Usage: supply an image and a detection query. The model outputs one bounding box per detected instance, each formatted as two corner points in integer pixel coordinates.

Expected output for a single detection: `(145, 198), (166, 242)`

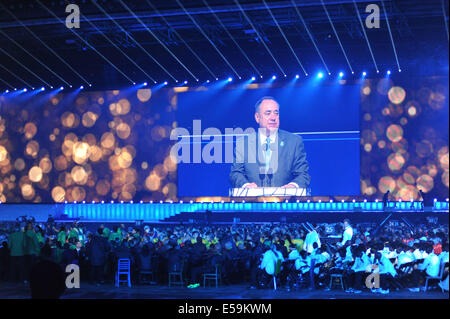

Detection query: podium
(229, 187), (309, 197)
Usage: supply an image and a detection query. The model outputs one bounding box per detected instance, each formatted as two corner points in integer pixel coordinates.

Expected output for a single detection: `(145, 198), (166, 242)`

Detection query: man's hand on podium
(243, 182), (258, 188)
(281, 183), (297, 188)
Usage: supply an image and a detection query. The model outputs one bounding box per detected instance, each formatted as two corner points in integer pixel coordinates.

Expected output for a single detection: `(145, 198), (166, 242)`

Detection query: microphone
(259, 166), (266, 187)
(266, 168), (273, 187)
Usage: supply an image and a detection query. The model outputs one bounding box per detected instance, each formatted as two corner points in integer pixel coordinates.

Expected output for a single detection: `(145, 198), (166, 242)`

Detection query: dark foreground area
(0, 282), (447, 299)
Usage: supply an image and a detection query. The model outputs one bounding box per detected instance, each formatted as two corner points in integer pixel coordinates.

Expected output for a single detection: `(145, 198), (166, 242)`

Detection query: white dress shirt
(260, 249), (284, 275)
(419, 253), (440, 277)
(341, 226), (353, 246)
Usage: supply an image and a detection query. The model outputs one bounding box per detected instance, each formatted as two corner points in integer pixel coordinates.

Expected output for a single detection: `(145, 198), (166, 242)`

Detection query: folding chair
(329, 273), (345, 290)
(115, 258), (131, 288)
(424, 262), (448, 292)
(169, 260), (184, 287)
(203, 264), (221, 288)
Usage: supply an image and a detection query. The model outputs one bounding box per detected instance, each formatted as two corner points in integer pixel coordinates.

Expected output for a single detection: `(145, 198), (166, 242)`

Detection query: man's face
(255, 99), (279, 134)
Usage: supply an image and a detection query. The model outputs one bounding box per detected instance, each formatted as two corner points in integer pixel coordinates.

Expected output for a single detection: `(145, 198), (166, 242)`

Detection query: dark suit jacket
(230, 129), (310, 189)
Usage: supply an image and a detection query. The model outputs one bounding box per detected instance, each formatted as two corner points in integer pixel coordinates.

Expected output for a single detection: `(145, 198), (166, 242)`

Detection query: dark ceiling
(0, 0), (448, 90)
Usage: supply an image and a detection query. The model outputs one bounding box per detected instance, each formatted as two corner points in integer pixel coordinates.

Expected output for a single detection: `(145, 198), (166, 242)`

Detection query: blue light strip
(59, 201), (449, 221)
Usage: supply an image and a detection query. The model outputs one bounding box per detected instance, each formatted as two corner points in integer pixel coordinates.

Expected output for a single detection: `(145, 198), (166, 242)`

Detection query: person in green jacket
(8, 225), (25, 282)
(23, 223), (40, 282)
(56, 226), (67, 247)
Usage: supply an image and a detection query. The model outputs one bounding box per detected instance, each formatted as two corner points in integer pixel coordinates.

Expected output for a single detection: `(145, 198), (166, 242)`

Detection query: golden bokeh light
(25, 141), (39, 158)
(386, 124), (403, 143)
(378, 176), (396, 193)
(72, 141), (91, 164)
(388, 86), (406, 104)
(71, 166), (88, 185)
(387, 153), (406, 171)
(116, 122), (131, 139)
(14, 158), (25, 171)
(101, 132), (115, 149)
(438, 147), (449, 170)
(416, 174), (434, 192)
(137, 89), (152, 102)
(145, 173), (161, 191)
(82, 111), (99, 127)
(0, 145), (7, 162)
(51, 186), (65, 202)
(24, 122), (37, 139)
(28, 166), (43, 183)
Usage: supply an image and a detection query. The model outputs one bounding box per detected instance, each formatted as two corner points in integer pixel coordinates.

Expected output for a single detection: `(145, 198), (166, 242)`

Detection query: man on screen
(230, 96), (311, 190)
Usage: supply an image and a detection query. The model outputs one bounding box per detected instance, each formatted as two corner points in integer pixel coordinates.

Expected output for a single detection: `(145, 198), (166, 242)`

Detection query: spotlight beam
(118, 0), (199, 81)
(174, 0), (241, 79)
(353, 0), (379, 72)
(201, 0), (262, 78)
(0, 29), (70, 87)
(80, 7), (156, 83)
(0, 2), (90, 86)
(0, 47), (51, 87)
(0, 76), (15, 90)
(234, 0), (286, 75)
(36, 0), (134, 84)
(262, 0), (306, 76)
(92, 0), (179, 82)
(0, 63), (34, 88)
(380, 0), (401, 71)
(321, 0), (354, 74)
(442, 0), (449, 42)
(291, 0), (325, 76)
(145, 0), (217, 80)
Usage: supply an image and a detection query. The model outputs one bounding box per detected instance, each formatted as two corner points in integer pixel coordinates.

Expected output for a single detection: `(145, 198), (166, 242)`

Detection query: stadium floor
(0, 282), (447, 299)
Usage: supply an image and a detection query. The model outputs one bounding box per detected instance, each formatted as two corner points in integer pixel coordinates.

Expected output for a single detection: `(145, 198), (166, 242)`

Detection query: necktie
(265, 137), (271, 168)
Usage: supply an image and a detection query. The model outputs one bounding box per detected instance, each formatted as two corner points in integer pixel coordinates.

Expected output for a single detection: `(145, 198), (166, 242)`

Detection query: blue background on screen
(175, 84), (360, 196)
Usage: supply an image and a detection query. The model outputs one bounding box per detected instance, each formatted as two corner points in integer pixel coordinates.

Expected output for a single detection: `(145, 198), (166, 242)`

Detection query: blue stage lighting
(251, 76), (256, 81)
(362, 71), (367, 76)
(227, 77), (233, 82)
(206, 80), (210, 83)
(80, 86), (84, 90)
(272, 75), (276, 80)
(89, 84), (92, 87)
(41, 87), (45, 91)
(60, 86), (64, 90)
(164, 81), (168, 85)
(143, 82), (148, 86)
(183, 80), (188, 84)
(318, 72), (323, 78)
(387, 70), (391, 75)
(339, 72), (344, 77)
(23, 88), (27, 92)
(295, 74), (299, 79)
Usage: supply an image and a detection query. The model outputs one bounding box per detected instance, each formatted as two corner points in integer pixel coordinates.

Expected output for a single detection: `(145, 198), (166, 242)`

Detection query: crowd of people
(0, 216), (448, 296)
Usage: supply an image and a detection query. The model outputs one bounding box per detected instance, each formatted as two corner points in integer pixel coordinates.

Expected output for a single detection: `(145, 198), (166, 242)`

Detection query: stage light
(227, 77), (233, 82)
(133, 82), (136, 85)
(89, 84), (92, 87)
(376, 70), (380, 74)
(143, 82), (148, 86)
(80, 85), (84, 89)
(362, 71), (367, 76)
(69, 85), (72, 88)
(183, 80), (188, 84)
(5, 90), (8, 93)
(387, 70), (391, 75)
(398, 69), (402, 72)
(60, 86), (64, 90)
(251, 76), (256, 81)
(283, 74), (287, 77)
(339, 72), (344, 77)
(41, 87), (45, 91)
(295, 74), (299, 79)
(272, 75), (276, 80)
(206, 80), (210, 83)
(23, 88), (27, 92)
(318, 72), (323, 78)
(164, 81), (168, 85)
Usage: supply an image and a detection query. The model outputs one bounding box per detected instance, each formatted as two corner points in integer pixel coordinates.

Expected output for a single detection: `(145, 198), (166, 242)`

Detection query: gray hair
(254, 96), (279, 113)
